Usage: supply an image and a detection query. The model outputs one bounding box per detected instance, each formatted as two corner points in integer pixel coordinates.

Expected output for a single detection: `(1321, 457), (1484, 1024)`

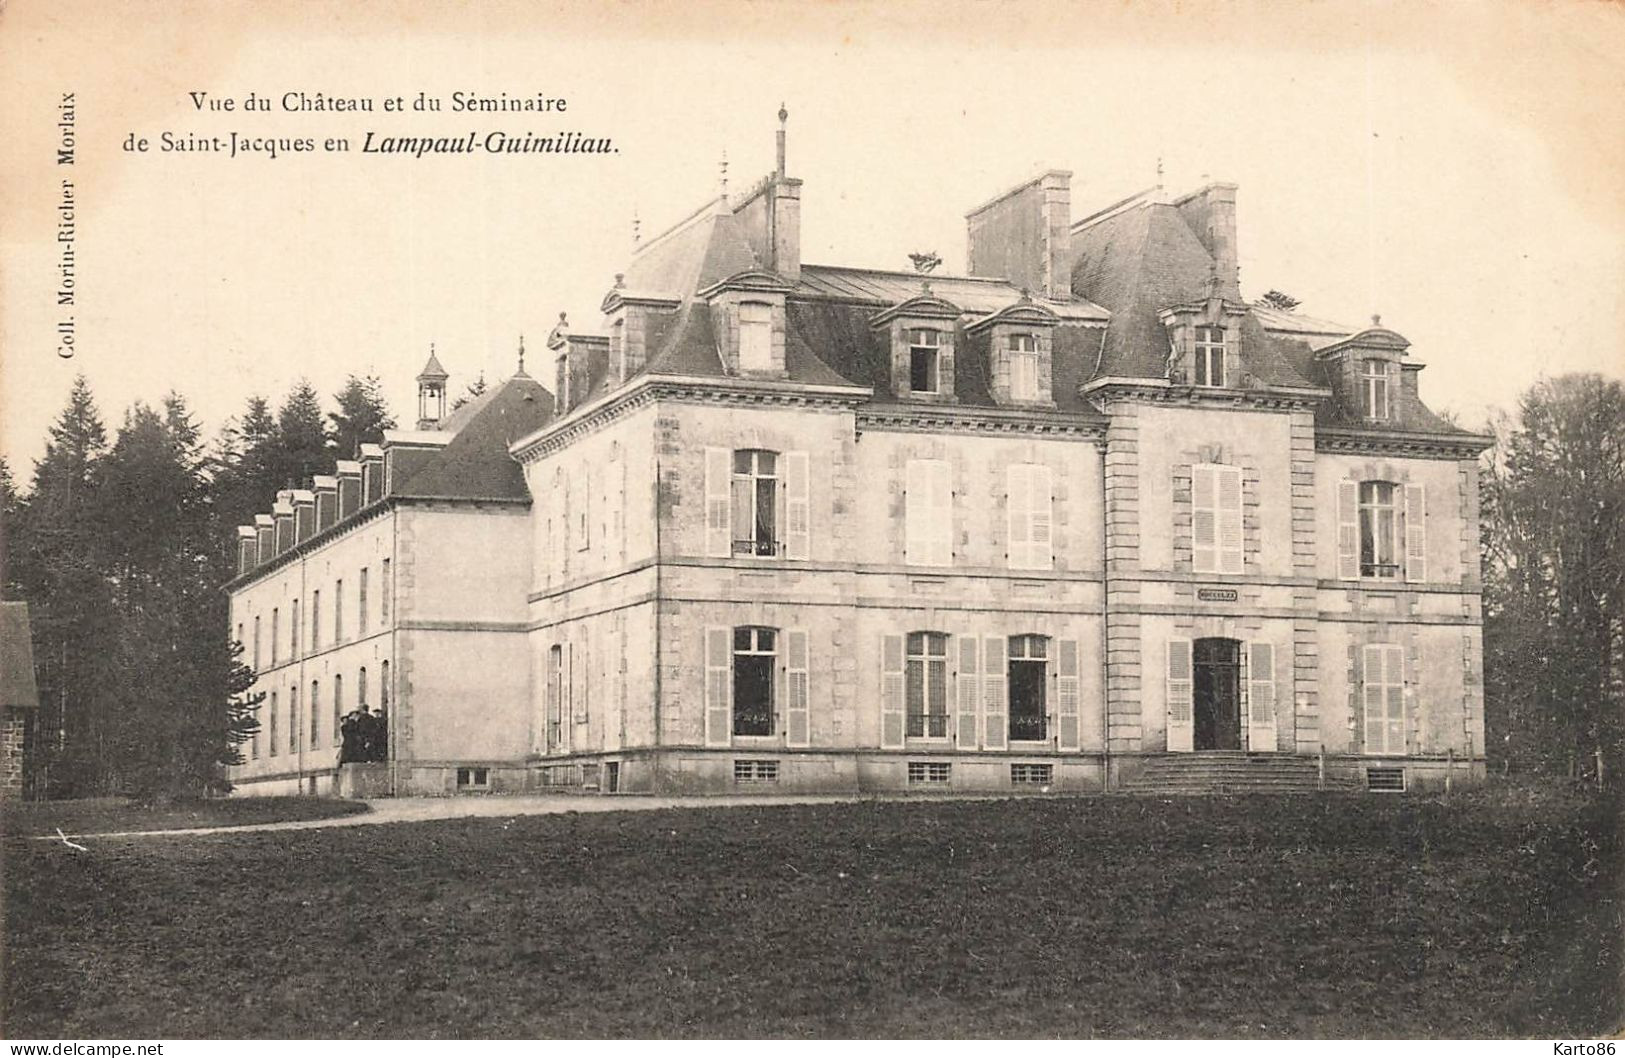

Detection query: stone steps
(1121, 753), (1361, 795)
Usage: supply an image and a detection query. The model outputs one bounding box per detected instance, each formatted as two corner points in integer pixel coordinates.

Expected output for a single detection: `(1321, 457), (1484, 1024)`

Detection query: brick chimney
(292, 489), (316, 543)
(1173, 183), (1241, 301)
(726, 106), (802, 282)
(237, 526), (258, 575)
(272, 493), (295, 555)
(313, 475), (338, 531)
(359, 444), (385, 505)
(336, 461), (362, 519)
(966, 170), (1072, 300)
(255, 514), (275, 565)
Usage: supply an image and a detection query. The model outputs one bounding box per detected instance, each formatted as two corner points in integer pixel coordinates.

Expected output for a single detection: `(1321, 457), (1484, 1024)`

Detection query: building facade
(229, 119), (1490, 796)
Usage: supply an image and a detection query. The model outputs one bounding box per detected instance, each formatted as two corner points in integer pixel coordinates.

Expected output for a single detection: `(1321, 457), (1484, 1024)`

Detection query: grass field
(1, 796), (370, 837)
(3, 789), (1619, 1038)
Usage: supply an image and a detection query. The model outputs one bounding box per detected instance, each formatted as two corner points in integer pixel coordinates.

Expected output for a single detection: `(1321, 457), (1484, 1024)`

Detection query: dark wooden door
(1194, 638), (1241, 750)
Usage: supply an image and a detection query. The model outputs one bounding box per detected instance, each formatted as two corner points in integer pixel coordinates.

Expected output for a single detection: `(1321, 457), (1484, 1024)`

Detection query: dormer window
(908, 329), (942, 394)
(1361, 358), (1390, 419)
(1009, 334), (1039, 400)
(739, 302), (773, 372)
(1194, 326), (1226, 387)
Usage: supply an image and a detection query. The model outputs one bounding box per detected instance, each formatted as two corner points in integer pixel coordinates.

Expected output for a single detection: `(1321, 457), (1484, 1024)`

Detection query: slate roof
(393, 374), (554, 501)
(798, 265), (1109, 321)
(0, 602), (40, 710)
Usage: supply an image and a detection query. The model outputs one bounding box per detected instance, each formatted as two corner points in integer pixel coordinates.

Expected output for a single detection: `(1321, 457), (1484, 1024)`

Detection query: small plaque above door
(1196, 587), (1239, 603)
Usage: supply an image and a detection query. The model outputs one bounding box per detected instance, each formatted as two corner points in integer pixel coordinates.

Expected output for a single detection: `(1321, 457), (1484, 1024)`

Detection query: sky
(3, 0), (1623, 479)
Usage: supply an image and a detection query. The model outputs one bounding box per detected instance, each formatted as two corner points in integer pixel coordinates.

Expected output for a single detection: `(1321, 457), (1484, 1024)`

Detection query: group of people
(338, 707), (389, 764)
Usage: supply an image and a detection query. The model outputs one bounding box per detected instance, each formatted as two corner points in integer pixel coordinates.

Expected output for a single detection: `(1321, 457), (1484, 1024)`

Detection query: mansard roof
(799, 264), (1107, 321)
(392, 373), (554, 501)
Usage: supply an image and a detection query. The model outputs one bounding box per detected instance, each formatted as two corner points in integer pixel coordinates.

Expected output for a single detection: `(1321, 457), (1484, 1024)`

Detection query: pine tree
(272, 380), (331, 488)
(329, 374), (396, 459)
(451, 372), (488, 412)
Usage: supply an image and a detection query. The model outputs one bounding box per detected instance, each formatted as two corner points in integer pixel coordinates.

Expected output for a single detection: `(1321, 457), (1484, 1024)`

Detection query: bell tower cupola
(416, 345), (449, 429)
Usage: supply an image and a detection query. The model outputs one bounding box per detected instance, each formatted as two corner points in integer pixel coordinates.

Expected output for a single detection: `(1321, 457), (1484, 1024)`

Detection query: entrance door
(1193, 638), (1241, 751)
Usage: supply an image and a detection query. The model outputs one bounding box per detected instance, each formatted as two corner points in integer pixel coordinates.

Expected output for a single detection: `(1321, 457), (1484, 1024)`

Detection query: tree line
(0, 370), (1619, 798)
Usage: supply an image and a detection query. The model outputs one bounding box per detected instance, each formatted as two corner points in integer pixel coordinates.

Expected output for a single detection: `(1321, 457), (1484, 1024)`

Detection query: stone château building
(228, 116), (1490, 796)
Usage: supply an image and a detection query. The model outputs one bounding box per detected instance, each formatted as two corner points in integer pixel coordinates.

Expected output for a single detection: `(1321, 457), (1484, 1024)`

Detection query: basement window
(1365, 766), (1406, 793)
(456, 767), (490, 789)
(907, 761), (951, 785)
(1011, 763), (1053, 785)
(733, 759), (780, 784)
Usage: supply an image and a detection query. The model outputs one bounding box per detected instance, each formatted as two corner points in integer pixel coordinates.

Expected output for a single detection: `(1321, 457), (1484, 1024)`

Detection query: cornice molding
(1081, 378), (1329, 413)
(857, 402), (1106, 440)
(1315, 425), (1492, 460)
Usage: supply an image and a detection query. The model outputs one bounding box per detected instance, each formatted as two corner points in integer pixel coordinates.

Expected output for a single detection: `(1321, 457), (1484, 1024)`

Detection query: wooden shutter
(1384, 644), (1406, 756)
(784, 450), (810, 560)
(785, 629), (810, 747)
(704, 627), (731, 747)
(1192, 465), (1217, 573)
(1337, 480), (1360, 580)
(905, 460), (928, 565)
(1056, 638), (1081, 751)
(1218, 466), (1243, 574)
(982, 636), (1007, 750)
(560, 642), (574, 752)
(1167, 638), (1194, 752)
(880, 634), (905, 749)
(1247, 641), (1278, 752)
(930, 460), (953, 566)
(1007, 464), (1031, 569)
(956, 634), (980, 748)
(1361, 644), (1385, 753)
(1030, 465), (1054, 570)
(704, 447), (731, 558)
(1404, 483), (1426, 583)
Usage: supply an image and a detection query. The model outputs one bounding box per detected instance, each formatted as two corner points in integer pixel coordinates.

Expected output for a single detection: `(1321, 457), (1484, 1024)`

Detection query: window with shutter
(1404, 483), (1426, 583)
(731, 626), (776, 736)
(880, 634), (906, 749)
(785, 450), (810, 559)
(905, 459), (952, 567)
(1056, 638), (1080, 751)
(1336, 480), (1360, 580)
(1358, 481), (1399, 579)
(704, 628), (732, 747)
(1007, 464), (1054, 571)
(1192, 464), (1240, 573)
(786, 629), (810, 747)
(956, 635), (980, 748)
(982, 636), (1008, 750)
(1166, 638), (1194, 752)
(1361, 643), (1406, 755)
(703, 447), (731, 558)
(1246, 641), (1277, 752)
(905, 632), (951, 738)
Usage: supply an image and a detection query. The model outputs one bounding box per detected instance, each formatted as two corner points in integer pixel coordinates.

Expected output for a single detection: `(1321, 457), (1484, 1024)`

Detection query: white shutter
(931, 460), (954, 567)
(905, 460), (928, 566)
(880, 634), (905, 749)
(1384, 645), (1406, 756)
(704, 447), (731, 558)
(1337, 481), (1360, 580)
(784, 450), (810, 560)
(1167, 638), (1194, 752)
(1404, 483), (1426, 583)
(1007, 464), (1031, 569)
(956, 634), (980, 749)
(982, 636), (1007, 750)
(1192, 465), (1217, 573)
(704, 627), (732, 747)
(1247, 640), (1278, 752)
(561, 641), (574, 752)
(1030, 465), (1054, 570)
(785, 629), (810, 747)
(1056, 638), (1080, 751)
(1218, 466), (1243, 574)
(1362, 644), (1386, 753)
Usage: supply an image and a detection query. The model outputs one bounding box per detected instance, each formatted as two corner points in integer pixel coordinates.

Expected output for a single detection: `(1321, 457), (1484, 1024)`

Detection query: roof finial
(517, 334), (527, 377)
(1372, 312), (1382, 328)
(719, 148), (729, 197)
(1156, 156), (1164, 188)
(632, 205), (641, 247)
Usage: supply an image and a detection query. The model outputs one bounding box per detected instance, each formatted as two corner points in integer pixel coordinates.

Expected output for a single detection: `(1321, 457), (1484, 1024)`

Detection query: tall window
(732, 627), (776, 736)
(1362, 644), (1405, 755)
(1361, 359), (1390, 419)
(739, 302), (772, 371)
(546, 645), (563, 751)
(310, 680), (320, 748)
(290, 600), (300, 661)
(1008, 635), (1049, 741)
(359, 568), (369, 635)
(381, 558), (391, 621)
(904, 458), (953, 567)
(908, 329), (942, 394)
(1194, 326), (1226, 387)
(1359, 482), (1398, 578)
(288, 686), (298, 754)
(311, 590), (321, 650)
(334, 579), (344, 642)
(252, 616), (261, 670)
(1009, 334), (1039, 400)
(732, 450), (778, 556)
(905, 632), (949, 738)
(1192, 463), (1244, 575)
(332, 674), (343, 746)
(358, 667), (368, 710)
(269, 691), (279, 756)
(271, 608), (279, 665)
(380, 660), (390, 713)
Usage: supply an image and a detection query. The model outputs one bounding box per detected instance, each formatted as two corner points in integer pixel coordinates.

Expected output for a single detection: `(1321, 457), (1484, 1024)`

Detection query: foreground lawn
(4, 791), (1618, 1038)
(1, 796), (369, 837)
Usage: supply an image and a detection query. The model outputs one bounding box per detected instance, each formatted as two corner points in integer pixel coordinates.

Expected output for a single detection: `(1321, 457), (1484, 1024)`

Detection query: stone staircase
(1120, 751), (1361, 795)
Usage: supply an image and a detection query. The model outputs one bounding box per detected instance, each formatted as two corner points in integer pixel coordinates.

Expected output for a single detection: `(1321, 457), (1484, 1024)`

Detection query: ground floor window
(457, 767), (489, 789)
(1011, 763), (1053, 785)
(907, 761), (951, 784)
(1362, 643), (1406, 755)
(906, 632), (949, 737)
(734, 759), (779, 783)
(733, 627), (776, 736)
(1008, 634), (1048, 742)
